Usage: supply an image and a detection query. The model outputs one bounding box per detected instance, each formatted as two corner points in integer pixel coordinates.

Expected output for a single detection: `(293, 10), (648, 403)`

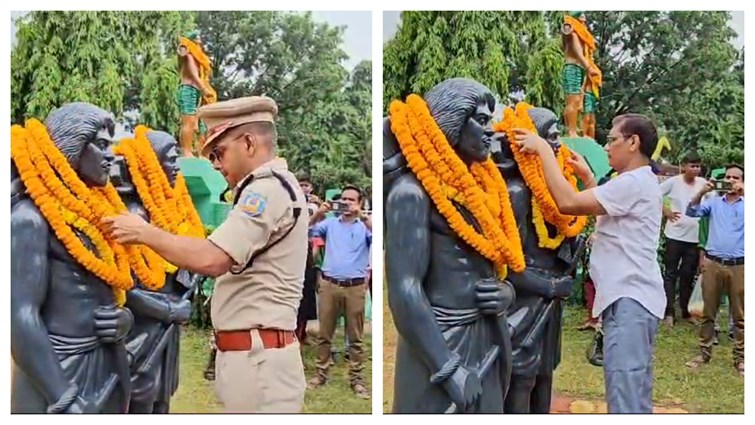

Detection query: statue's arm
(125, 289), (172, 322)
(506, 268), (572, 300)
(10, 204), (70, 404)
(386, 176), (453, 373)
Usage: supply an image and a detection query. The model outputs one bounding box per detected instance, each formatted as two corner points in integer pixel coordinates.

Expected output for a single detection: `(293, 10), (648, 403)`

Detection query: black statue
(115, 130), (193, 414)
(384, 78), (515, 414)
(491, 107), (583, 413)
(11, 103), (134, 413)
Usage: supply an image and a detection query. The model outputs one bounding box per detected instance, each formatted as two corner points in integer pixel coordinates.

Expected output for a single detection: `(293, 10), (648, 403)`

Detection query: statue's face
(542, 119), (561, 151)
(107, 148), (129, 188)
(159, 144), (180, 186)
(79, 126), (115, 187)
(456, 100), (494, 163)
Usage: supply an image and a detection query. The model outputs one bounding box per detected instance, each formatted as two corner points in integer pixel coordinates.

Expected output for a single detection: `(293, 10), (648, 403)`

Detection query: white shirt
(590, 166), (666, 320)
(659, 175), (708, 243)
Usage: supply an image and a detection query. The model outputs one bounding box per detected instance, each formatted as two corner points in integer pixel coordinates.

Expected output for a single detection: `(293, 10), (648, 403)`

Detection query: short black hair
(681, 151), (702, 165)
(612, 114), (658, 159)
(341, 184), (362, 201)
(725, 163), (744, 181)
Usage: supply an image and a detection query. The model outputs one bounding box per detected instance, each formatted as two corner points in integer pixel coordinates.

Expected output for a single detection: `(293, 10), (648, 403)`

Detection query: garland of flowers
(389, 94), (525, 277)
(114, 126), (206, 274)
(179, 37), (217, 104)
(11, 120), (136, 304)
(493, 102), (588, 248)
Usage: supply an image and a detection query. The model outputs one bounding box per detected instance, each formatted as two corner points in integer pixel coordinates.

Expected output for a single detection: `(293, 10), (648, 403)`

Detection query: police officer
(104, 96), (308, 413)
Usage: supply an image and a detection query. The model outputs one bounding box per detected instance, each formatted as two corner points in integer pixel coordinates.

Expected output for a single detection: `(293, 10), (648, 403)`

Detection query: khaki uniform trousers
(214, 329), (305, 413)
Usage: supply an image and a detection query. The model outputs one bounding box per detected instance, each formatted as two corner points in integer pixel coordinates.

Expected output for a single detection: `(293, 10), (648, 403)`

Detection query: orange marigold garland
(492, 102), (587, 248)
(11, 119), (134, 304)
(114, 126), (206, 275)
(389, 94), (525, 277)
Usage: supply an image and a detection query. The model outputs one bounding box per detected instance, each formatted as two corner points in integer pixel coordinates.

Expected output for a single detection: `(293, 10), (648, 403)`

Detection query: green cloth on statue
(569, 11), (585, 18)
(177, 84), (201, 115)
(562, 63), (586, 95)
(583, 91), (598, 114)
(184, 30), (199, 41)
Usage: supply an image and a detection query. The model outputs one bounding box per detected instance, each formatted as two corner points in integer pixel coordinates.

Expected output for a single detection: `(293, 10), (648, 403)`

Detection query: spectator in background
(295, 172), (319, 356)
(685, 164), (744, 377)
(659, 152), (707, 326)
(307, 185), (372, 399)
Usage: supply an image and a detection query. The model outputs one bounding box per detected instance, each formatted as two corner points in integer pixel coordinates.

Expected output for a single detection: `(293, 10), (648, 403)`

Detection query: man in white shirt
(514, 113), (665, 413)
(659, 152), (707, 326)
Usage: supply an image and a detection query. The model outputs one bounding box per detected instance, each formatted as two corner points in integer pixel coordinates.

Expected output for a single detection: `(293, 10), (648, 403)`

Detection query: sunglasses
(207, 134), (250, 163)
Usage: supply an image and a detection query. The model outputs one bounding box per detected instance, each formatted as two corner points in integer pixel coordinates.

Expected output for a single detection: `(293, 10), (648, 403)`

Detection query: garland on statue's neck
(493, 102), (588, 250)
(389, 94), (525, 278)
(114, 125), (205, 276)
(564, 15), (602, 98)
(179, 37), (217, 104)
(10, 120), (170, 305)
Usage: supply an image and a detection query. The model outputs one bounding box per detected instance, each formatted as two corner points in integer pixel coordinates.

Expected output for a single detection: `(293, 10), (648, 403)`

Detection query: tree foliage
(11, 11), (371, 193)
(384, 11), (743, 168)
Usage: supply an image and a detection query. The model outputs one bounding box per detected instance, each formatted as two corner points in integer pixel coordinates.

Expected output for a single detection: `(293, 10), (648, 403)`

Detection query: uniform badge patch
(239, 192), (267, 217)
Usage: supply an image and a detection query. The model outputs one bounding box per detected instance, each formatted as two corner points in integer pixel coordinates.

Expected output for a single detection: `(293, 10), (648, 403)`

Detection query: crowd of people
(295, 173), (373, 400)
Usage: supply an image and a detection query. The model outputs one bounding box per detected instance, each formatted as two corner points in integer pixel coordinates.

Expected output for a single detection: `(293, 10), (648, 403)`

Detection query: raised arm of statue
(386, 174), (454, 373)
(10, 203), (70, 407)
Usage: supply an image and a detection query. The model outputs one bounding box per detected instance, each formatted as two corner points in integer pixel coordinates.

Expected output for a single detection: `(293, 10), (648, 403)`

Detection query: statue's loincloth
(562, 63), (585, 95)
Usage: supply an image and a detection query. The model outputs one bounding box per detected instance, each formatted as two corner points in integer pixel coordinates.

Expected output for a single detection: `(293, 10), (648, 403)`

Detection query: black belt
(706, 254), (744, 266)
(322, 275), (365, 287)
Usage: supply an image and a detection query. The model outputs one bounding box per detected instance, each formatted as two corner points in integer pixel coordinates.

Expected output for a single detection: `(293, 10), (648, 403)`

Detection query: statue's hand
(442, 365), (482, 412)
(94, 306), (134, 343)
(551, 276), (574, 299)
(168, 299), (192, 324)
(475, 278), (515, 316)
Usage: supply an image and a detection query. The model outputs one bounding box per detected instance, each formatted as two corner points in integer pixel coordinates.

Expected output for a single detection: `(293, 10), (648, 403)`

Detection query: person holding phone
(307, 185), (372, 399)
(659, 152), (708, 326)
(685, 164), (744, 377)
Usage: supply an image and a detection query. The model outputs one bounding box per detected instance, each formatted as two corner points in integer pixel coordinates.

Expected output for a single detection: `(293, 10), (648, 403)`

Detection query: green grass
(172, 325), (372, 413)
(383, 285), (744, 413)
(555, 307), (744, 413)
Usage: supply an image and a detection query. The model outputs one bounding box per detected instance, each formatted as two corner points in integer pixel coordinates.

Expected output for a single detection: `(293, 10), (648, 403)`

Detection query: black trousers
(663, 238), (699, 319)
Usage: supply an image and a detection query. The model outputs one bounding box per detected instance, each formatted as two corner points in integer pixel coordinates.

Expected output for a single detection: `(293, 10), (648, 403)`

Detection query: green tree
(383, 11), (564, 113)
(11, 11), (194, 135)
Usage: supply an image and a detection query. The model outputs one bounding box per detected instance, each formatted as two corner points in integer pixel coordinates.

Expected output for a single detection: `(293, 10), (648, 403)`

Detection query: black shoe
(713, 329), (720, 346)
(728, 331), (734, 341)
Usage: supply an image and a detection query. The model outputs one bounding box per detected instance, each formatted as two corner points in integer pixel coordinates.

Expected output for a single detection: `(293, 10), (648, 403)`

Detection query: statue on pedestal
(11, 103), (134, 413)
(113, 127), (204, 413)
(177, 30), (217, 157)
(561, 12), (600, 138)
(384, 78), (522, 413)
(492, 104), (586, 413)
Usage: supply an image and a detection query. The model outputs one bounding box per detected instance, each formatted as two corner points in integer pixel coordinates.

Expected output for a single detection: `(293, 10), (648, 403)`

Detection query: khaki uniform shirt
(208, 158), (308, 331)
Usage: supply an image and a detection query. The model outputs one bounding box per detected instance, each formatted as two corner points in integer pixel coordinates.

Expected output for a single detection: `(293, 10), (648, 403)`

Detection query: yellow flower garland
(389, 94), (525, 277)
(179, 37), (217, 104)
(493, 102), (587, 249)
(11, 120), (135, 304)
(114, 126), (206, 275)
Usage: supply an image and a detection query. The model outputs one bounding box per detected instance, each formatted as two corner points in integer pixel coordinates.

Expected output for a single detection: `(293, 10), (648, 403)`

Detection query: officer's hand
(102, 212), (150, 245)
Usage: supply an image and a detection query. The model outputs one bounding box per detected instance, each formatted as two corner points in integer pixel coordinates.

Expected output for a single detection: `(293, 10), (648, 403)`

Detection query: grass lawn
(383, 286), (744, 413)
(172, 324), (372, 414)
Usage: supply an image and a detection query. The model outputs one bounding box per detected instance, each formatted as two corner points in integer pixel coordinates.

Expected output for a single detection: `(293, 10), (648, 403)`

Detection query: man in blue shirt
(685, 164), (744, 377)
(307, 185), (372, 398)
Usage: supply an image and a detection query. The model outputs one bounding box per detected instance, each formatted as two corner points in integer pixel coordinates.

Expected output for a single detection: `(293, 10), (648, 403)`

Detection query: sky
(10, 11), (372, 70)
(383, 10), (745, 50)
